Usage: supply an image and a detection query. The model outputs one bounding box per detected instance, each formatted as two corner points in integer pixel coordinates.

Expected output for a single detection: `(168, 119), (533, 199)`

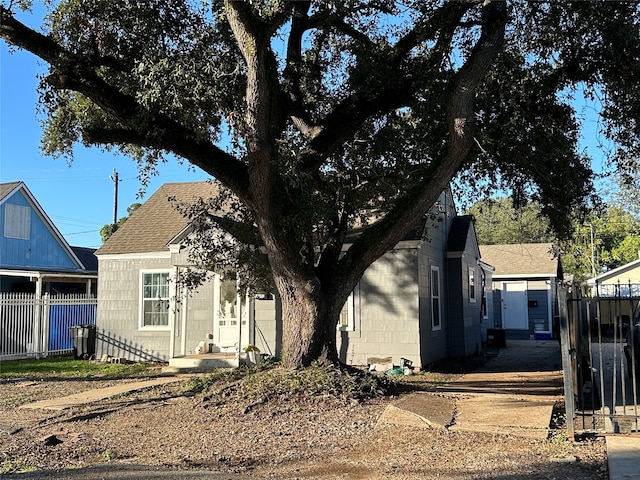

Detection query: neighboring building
(585, 257), (640, 330)
(586, 257), (640, 298)
(95, 181), (491, 367)
(480, 243), (561, 340)
(0, 181), (97, 294)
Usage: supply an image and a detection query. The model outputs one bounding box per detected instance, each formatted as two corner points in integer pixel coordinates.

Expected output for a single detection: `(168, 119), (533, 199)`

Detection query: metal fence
(0, 292), (97, 360)
(560, 284), (640, 439)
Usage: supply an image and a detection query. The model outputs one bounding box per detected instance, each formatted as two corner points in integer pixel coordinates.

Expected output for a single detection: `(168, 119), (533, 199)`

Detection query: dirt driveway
(0, 342), (608, 479)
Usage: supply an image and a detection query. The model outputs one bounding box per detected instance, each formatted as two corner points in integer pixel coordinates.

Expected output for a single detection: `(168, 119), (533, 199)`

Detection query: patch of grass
(0, 393), (33, 407)
(0, 457), (37, 474)
(182, 368), (247, 394)
(238, 364), (395, 401)
(101, 449), (119, 461)
(0, 356), (159, 379)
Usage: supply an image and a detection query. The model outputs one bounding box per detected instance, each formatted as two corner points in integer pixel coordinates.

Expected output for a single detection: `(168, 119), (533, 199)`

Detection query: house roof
(447, 215), (474, 252)
(0, 181), (21, 200)
(1, 181), (86, 270)
(71, 246), (98, 273)
(95, 181), (218, 255)
(586, 258), (640, 285)
(479, 243), (559, 278)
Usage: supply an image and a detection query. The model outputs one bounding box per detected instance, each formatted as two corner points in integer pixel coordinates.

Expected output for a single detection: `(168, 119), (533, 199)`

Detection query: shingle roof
(447, 215), (474, 252)
(0, 181), (21, 201)
(71, 246), (98, 272)
(95, 181), (218, 255)
(479, 243), (559, 277)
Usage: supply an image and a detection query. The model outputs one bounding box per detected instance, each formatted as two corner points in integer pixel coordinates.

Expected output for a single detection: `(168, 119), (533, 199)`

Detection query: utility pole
(590, 223), (596, 276)
(110, 169), (119, 224)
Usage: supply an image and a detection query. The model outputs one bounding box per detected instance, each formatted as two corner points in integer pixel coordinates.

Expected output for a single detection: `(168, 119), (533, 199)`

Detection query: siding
(1, 190), (78, 271)
(527, 280), (550, 332)
(97, 257), (169, 361)
(254, 295), (280, 357)
(337, 248), (420, 367)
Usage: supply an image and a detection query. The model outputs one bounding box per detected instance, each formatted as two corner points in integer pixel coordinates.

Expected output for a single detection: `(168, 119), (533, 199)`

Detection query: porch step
(163, 353), (239, 373)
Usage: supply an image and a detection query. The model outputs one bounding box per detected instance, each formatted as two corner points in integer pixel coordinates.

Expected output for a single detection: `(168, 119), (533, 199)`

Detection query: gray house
(95, 182), (492, 368)
(479, 243), (561, 340)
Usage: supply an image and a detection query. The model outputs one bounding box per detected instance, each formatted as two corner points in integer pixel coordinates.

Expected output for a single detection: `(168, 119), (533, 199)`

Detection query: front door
(213, 275), (249, 351)
(502, 281), (528, 330)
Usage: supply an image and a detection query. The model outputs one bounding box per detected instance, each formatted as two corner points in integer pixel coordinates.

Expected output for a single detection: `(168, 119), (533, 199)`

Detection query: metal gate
(560, 283), (640, 438)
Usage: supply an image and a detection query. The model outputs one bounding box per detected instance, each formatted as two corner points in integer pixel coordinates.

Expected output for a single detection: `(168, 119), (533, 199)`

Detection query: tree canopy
(99, 202), (141, 242)
(468, 196), (640, 282)
(3, 1), (640, 367)
(466, 197), (554, 245)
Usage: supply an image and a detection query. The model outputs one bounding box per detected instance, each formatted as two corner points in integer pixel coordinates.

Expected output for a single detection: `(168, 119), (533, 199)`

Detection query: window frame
(4, 204), (30, 240)
(337, 292), (355, 332)
(431, 266), (442, 331)
(139, 269), (172, 331)
(469, 266), (476, 304)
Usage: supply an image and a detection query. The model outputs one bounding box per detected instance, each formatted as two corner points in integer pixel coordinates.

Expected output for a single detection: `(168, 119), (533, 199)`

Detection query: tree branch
(1, 6), (63, 62)
(297, 3), (472, 171)
(334, 0), (508, 293)
(283, 1), (320, 139)
(1, 5), (251, 198)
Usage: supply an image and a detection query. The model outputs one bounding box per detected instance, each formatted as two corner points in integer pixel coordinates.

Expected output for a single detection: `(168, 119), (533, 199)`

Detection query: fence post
(558, 286), (576, 441)
(33, 292), (42, 359)
(42, 293), (50, 358)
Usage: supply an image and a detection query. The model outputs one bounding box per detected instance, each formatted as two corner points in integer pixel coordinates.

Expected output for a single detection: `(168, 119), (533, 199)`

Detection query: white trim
(97, 251), (172, 260)
(431, 265), (442, 331)
(139, 269), (172, 331)
(492, 274), (556, 280)
(180, 284), (188, 356)
(0, 269), (97, 280)
(337, 292), (355, 331)
(169, 266), (180, 357)
(586, 258), (640, 285)
(469, 266), (476, 304)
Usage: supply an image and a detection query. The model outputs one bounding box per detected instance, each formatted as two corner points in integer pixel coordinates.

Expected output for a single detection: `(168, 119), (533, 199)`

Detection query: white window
(338, 292), (355, 331)
(218, 277), (243, 327)
(469, 266), (476, 304)
(140, 271), (171, 329)
(431, 266), (441, 331)
(4, 204), (30, 240)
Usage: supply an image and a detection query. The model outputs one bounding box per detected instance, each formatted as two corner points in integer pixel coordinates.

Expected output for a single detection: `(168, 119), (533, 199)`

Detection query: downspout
(180, 285), (188, 356)
(169, 266), (178, 359)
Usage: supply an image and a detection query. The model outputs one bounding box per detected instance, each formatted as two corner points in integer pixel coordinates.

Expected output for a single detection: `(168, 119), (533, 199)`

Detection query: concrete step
(164, 353), (239, 373)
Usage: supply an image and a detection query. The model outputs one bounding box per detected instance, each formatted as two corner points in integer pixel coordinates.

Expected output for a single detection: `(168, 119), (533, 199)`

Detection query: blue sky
(1, 6), (211, 249)
(1, 5), (615, 250)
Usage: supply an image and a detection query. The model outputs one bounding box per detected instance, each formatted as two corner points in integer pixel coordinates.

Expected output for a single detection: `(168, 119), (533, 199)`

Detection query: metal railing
(561, 284), (640, 437)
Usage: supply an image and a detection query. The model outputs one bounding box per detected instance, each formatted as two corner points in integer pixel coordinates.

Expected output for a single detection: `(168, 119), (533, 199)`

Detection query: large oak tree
(2, 1), (640, 367)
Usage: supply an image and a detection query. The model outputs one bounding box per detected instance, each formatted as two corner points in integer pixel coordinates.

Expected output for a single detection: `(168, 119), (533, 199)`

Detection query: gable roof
(0, 181), (22, 201)
(479, 243), (559, 278)
(71, 246), (98, 273)
(96, 181), (218, 255)
(447, 215), (474, 253)
(586, 258), (640, 285)
(1, 181), (86, 270)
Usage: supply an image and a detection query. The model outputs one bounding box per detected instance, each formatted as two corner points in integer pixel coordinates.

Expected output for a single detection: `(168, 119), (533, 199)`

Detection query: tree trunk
(271, 268), (341, 368)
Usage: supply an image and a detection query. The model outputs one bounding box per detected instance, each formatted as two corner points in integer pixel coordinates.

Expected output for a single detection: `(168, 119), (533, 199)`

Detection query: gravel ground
(0, 368), (608, 479)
